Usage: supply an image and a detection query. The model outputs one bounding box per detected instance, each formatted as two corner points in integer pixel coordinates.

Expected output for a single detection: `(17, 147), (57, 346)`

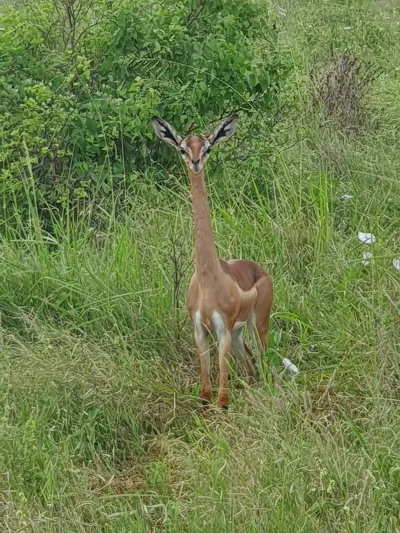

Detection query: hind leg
(256, 324), (269, 353)
(231, 327), (255, 381)
(253, 274), (273, 354)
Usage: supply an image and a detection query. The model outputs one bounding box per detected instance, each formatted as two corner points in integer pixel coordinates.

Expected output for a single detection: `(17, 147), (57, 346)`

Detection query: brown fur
(184, 136), (207, 161)
(221, 259), (267, 291)
(185, 163), (273, 409)
(151, 117), (273, 409)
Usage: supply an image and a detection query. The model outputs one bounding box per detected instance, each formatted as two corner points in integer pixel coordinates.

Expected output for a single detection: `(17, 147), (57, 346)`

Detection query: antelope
(151, 114), (273, 409)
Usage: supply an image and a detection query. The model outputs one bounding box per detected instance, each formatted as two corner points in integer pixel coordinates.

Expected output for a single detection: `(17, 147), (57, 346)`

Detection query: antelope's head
(151, 114), (238, 174)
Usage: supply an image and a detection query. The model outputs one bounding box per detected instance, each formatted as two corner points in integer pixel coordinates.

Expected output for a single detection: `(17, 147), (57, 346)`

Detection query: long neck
(189, 168), (222, 285)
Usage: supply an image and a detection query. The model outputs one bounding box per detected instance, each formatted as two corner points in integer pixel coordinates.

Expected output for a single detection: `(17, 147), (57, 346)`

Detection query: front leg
(193, 314), (211, 405)
(212, 312), (232, 409)
(217, 331), (232, 409)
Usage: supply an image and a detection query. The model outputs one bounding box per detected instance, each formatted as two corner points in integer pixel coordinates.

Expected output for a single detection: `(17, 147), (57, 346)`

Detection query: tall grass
(1, 0), (400, 531)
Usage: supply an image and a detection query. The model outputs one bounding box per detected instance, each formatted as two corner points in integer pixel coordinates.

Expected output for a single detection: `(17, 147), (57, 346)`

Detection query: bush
(0, 0), (287, 218)
(315, 49), (381, 133)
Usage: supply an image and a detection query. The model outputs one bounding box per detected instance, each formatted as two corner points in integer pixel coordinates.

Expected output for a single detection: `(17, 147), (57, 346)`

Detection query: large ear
(207, 113), (238, 147)
(151, 116), (182, 148)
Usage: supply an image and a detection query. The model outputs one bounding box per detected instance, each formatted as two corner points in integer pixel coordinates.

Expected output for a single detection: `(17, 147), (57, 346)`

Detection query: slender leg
(248, 311), (270, 356)
(212, 311), (232, 409)
(212, 312), (232, 409)
(217, 331), (232, 409)
(196, 333), (211, 404)
(251, 275), (272, 356)
(256, 327), (269, 354)
(194, 313), (211, 404)
(231, 328), (255, 382)
(243, 342), (257, 381)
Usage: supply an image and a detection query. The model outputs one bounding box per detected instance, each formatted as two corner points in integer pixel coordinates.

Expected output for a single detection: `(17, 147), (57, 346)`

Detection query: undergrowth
(1, 0), (400, 531)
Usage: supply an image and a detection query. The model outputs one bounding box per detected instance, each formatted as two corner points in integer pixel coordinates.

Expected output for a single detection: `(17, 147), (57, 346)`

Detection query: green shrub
(0, 0), (287, 219)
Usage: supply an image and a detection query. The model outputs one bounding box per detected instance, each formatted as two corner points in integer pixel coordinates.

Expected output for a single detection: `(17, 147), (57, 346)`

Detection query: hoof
(217, 399), (229, 411)
(201, 398), (210, 409)
(200, 391), (211, 410)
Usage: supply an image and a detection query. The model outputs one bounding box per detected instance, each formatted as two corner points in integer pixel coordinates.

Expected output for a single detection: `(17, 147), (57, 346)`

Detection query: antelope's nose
(192, 159), (200, 164)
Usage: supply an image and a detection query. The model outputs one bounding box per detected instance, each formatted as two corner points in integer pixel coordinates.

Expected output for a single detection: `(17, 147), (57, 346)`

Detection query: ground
(1, 0), (400, 531)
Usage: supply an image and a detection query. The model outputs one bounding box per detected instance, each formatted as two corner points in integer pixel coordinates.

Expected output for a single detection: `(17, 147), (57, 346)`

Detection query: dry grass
(1, 0), (400, 531)
(315, 49), (380, 133)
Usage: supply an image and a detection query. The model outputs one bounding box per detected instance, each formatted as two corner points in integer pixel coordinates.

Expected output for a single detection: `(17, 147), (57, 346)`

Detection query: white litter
(341, 194), (353, 200)
(393, 259), (400, 271)
(358, 232), (376, 244)
(362, 251), (374, 266)
(282, 358), (299, 375)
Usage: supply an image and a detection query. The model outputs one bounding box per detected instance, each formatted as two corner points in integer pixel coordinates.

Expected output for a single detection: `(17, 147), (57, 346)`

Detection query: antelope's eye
(180, 148), (186, 155)
(205, 147), (212, 155)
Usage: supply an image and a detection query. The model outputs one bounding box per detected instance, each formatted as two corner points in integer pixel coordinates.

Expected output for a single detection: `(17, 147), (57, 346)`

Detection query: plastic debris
(341, 194), (353, 200)
(393, 259), (400, 271)
(362, 251), (374, 266)
(358, 232), (376, 244)
(282, 358), (299, 375)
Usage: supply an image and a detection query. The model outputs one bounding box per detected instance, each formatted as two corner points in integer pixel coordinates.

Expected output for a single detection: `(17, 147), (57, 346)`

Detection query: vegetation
(0, 0), (284, 215)
(1, 0), (400, 531)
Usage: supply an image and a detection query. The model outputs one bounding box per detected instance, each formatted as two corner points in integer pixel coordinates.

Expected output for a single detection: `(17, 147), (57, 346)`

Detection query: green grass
(1, 0), (400, 531)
